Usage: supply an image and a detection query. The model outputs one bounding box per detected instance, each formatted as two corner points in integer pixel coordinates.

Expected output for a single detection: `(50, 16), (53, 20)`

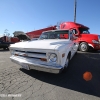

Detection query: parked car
(13, 31), (38, 42)
(13, 31), (30, 41)
(9, 30), (78, 74)
(0, 39), (10, 50)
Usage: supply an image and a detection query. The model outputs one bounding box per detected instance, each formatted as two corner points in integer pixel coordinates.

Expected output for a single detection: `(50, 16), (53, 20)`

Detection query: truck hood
(10, 39), (70, 50)
(80, 34), (98, 40)
(13, 31), (30, 40)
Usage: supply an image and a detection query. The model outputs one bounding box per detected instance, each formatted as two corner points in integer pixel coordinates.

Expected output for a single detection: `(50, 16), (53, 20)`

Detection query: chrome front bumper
(10, 56), (63, 74)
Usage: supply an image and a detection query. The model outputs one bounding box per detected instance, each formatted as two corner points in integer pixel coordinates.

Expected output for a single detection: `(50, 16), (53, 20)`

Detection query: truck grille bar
(14, 50), (46, 59)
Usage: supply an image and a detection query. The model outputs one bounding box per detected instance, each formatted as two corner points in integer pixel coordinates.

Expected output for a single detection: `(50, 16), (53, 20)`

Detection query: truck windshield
(39, 30), (69, 40)
(79, 28), (90, 34)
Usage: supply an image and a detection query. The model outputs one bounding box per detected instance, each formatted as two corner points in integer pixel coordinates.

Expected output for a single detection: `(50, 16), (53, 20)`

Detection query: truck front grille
(14, 50), (47, 59)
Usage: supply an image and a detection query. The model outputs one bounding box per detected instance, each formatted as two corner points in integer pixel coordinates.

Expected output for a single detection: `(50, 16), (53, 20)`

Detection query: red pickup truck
(60, 22), (100, 52)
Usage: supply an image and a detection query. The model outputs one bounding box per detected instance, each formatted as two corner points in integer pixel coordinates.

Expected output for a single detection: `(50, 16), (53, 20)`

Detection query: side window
(72, 29), (78, 35)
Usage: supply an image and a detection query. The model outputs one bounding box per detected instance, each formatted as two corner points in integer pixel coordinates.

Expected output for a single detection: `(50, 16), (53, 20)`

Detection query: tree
(4, 29), (10, 37)
(56, 21), (65, 29)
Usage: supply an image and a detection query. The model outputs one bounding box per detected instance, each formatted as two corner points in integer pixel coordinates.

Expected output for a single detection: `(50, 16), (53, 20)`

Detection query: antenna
(56, 21), (64, 29)
(74, 0), (77, 22)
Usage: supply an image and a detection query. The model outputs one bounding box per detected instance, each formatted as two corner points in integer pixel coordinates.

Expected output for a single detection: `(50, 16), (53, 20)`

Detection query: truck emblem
(23, 53), (28, 57)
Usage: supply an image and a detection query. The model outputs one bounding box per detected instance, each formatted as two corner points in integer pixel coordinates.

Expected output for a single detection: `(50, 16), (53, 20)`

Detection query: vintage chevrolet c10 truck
(9, 30), (78, 74)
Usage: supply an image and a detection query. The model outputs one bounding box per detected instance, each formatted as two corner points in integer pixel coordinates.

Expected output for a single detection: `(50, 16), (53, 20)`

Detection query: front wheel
(79, 42), (89, 52)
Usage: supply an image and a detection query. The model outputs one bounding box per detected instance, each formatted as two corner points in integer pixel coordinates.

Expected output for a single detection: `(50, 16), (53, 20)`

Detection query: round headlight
(49, 53), (57, 62)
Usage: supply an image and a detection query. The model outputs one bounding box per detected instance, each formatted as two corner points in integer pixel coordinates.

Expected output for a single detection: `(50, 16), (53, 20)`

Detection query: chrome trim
(13, 50), (47, 59)
(10, 56), (63, 74)
(88, 44), (94, 48)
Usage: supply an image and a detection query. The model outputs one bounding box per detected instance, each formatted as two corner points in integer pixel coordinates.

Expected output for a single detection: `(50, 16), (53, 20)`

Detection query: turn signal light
(62, 53), (65, 57)
(15, 54), (18, 56)
(40, 58), (47, 61)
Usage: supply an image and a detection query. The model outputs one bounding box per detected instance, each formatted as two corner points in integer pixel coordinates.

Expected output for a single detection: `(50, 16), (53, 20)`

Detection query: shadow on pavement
(20, 51), (100, 97)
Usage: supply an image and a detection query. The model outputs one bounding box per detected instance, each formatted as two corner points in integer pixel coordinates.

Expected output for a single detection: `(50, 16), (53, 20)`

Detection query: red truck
(0, 36), (20, 50)
(60, 22), (100, 52)
(26, 26), (57, 39)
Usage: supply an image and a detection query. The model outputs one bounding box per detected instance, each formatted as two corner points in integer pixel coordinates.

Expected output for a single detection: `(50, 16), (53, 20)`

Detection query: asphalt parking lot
(0, 50), (100, 100)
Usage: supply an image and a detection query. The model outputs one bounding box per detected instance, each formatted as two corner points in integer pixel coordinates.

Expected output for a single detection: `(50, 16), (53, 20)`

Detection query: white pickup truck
(9, 30), (78, 74)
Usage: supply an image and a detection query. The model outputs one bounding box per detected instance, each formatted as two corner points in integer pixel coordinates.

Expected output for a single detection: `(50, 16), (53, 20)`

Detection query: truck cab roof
(60, 22), (89, 30)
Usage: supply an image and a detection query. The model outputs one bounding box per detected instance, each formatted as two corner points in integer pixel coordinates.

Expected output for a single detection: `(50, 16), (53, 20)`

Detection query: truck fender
(79, 41), (94, 48)
(63, 51), (71, 67)
(88, 44), (94, 48)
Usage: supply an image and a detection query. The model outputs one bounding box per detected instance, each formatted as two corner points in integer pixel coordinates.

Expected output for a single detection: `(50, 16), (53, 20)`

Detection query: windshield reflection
(39, 30), (69, 40)
(79, 28), (90, 34)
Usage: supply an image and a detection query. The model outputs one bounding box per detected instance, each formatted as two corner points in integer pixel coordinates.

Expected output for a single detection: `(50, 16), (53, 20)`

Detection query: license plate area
(21, 63), (29, 70)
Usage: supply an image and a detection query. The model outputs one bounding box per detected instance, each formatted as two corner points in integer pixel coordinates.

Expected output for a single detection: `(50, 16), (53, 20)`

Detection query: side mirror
(74, 34), (79, 36)
(71, 29), (79, 36)
(70, 34), (78, 40)
(73, 36), (78, 40)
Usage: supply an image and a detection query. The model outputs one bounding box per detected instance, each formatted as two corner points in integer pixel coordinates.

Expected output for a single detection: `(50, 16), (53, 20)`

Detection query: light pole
(74, 0), (77, 22)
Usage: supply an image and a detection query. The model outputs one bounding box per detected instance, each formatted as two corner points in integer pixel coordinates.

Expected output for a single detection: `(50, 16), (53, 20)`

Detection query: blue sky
(0, 0), (100, 36)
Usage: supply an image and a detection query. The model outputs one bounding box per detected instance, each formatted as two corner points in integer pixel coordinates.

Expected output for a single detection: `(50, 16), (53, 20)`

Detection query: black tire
(3, 48), (6, 50)
(79, 42), (89, 52)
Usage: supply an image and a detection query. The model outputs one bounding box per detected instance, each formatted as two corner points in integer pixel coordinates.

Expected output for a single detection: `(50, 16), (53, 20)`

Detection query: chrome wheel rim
(81, 44), (87, 51)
